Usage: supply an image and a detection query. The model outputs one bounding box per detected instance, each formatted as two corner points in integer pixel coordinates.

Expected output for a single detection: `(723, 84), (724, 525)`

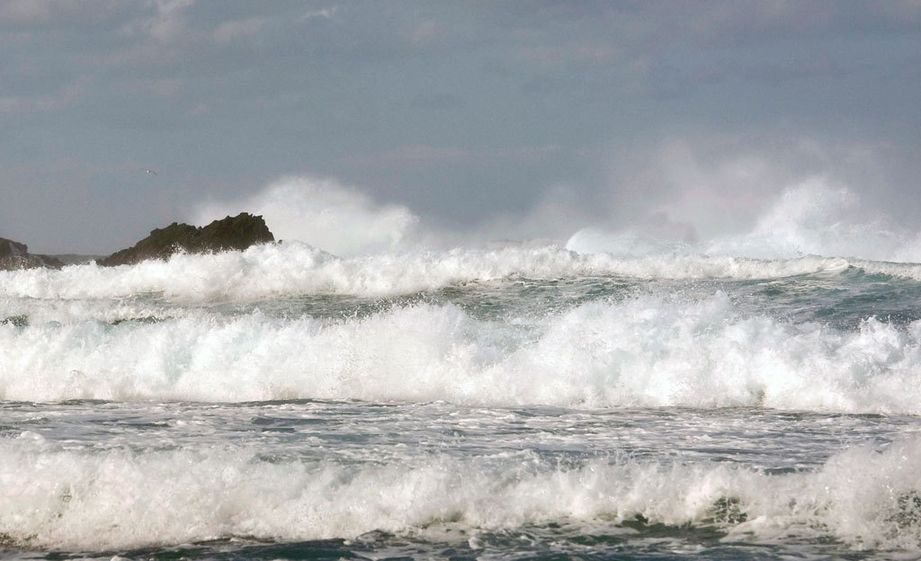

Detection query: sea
(5, 241), (921, 560)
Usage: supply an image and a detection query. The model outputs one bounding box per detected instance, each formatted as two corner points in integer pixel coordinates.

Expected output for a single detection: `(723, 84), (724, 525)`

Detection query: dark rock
(1, 315), (28, 327)
(97, 213), (275, 267)
(0, 238), (64, 270)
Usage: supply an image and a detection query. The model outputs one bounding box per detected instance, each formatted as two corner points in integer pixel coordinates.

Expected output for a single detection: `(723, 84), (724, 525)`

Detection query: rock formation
(97, 213), (275, 267)
(0, 238), (64, 270)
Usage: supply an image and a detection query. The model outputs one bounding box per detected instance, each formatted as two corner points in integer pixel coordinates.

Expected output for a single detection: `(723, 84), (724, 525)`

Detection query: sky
(1, 0), (920, 254)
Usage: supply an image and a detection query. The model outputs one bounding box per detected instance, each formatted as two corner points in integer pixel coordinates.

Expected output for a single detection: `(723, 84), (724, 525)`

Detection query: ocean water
(5, 243), (921, 560)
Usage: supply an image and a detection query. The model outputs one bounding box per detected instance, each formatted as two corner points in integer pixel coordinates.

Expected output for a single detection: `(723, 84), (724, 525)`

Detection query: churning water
(5, 242), (921, 560)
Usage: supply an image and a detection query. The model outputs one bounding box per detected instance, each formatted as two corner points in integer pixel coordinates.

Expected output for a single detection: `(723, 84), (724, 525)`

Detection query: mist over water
(570, 180), (921, 262)
(7, 164), (921, 560)
(187, 136), (921, 266)
(191, 177), (420, 256)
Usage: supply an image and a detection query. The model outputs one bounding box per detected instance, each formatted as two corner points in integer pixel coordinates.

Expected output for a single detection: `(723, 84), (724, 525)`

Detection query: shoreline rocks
(97, 213), (275, 267)
(0, 238), (64, 271)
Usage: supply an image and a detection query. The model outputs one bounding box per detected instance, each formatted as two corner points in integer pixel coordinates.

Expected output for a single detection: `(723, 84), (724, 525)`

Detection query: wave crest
(4, 436), (921, 550)
(3, 294), (921, 413)
(5, 242), (913, 301)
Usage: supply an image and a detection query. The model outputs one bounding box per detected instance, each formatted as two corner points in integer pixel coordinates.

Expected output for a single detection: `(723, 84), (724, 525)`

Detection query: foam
(568, 182), (921, 265)
(3, 242), (907, 303)
(191, 176), (419, 257)
(3, 293), (921, 413)
(3, 435), (921, 551)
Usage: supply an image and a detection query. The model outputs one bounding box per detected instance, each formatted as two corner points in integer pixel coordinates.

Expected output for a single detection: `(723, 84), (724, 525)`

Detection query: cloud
(409, 92), (465, 111)
(1, 2), (919, 258)
(0, 0), (54, 23)
(190, 176), (419, 256)
(344, 145), (471, 168)
(0, 78), (87, 115)
(300, 6), (336, 22)
(212, 17), (269, 44)
(114, 0), (194, 43)
(409, 20), (441, 43)
(116, 76), (182, 97)
(343, 144), (567, 170)
(0, 0), (123, 25)
(103, 0), (197, 66)
(517, 41), (620, 66)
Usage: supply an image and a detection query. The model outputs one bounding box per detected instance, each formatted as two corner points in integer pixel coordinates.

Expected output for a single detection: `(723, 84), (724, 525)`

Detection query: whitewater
(5, 233), (921, 559)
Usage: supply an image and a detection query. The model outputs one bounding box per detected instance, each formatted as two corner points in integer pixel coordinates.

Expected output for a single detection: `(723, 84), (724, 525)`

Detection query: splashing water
(7, 184), (921, 559)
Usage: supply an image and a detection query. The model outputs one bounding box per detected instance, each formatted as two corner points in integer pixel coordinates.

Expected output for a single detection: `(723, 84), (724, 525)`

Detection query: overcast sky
(2, 0), (920, 253)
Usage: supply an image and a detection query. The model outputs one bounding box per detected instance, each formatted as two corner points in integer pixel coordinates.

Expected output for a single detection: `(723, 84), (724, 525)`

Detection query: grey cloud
(0, 1), (919, 253)
(300, 7), (337, 22)
(211, 16), (270, 43)
(409, 92), (465, 111)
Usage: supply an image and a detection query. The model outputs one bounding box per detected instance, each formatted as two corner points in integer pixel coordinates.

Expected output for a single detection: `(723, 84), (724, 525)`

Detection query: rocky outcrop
(97, 213), (275, 267)
(0, 238), (64, 270)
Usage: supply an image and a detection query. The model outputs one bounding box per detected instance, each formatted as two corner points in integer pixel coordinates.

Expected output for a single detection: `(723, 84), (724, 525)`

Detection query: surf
(2, 293), (921, 414)
(4, 434), (921, 551)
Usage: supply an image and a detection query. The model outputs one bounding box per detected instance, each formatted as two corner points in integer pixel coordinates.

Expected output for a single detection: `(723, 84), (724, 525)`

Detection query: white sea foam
(3, 435), (921, 550)
(3, 293), (921, 413)
(5, 242), (915, 303)
(706, 181), (921, 261)
(191, 176), (419, 256)
(569, 181), (921, 264)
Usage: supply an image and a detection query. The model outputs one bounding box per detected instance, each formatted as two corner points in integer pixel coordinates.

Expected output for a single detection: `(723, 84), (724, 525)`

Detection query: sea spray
(568, 182), (921, 263)
(191, 176), (419, 256)
(5, 226), (921, 558)
(3, 293), (921, 413)
(4, 434), (921, 550)
(1, 243), (902, 302)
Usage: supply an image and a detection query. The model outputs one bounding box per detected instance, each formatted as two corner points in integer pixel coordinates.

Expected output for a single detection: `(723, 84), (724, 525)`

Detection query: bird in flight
(145, 169), (158, 176)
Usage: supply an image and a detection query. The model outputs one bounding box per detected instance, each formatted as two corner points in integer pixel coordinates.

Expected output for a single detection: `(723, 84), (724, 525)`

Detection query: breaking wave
(3, 242), (921, 302)
(4, 434), (921, 550)
(568, 182), (921, 263)
(191, 176), (419, 257)
(3, 293), (921, 413)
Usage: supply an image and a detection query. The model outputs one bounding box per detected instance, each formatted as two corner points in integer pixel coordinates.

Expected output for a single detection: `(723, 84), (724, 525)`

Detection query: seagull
(145, 169), (158, 176)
